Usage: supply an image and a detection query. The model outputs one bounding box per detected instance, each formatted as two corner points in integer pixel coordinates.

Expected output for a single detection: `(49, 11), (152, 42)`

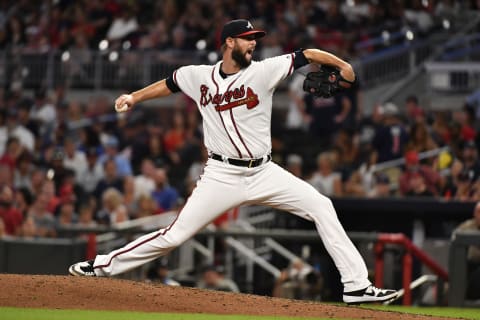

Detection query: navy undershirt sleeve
(294, 49), (309, 69)
(165, 73), (181, 93)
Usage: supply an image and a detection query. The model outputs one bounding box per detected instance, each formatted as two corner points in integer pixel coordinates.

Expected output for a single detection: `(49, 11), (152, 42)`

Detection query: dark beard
(232, 46), (251, 68)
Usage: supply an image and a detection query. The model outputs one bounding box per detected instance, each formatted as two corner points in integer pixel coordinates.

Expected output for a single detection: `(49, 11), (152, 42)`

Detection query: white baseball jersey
(172, 54), (295, 159)
(92, 52), (372, 294)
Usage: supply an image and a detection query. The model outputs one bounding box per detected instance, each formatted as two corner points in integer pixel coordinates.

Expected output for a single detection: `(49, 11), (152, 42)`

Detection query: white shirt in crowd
(64, 151), (88, 179)
(308, 172), (341, 196)
(0, 125), (35, 154)
(30, 103), (57, 126)
(133, 175), (155, 200)
(77, 164), (104, 194)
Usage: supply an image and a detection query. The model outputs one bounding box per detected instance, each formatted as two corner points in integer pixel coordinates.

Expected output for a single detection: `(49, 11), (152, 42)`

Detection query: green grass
(2, 306), (479, 320)
(0, 307), (346, 320)
(365, 305), (480, 320)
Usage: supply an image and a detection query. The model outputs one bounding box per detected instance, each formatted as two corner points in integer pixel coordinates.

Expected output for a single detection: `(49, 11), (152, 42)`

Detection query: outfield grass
(0, 307), (345, 320)
(366, 305), (480, 320)
(1, 306), (479, 320)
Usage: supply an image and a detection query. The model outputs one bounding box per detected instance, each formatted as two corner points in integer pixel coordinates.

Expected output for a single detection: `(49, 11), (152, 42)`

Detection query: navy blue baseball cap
(221, 19), (266, 43)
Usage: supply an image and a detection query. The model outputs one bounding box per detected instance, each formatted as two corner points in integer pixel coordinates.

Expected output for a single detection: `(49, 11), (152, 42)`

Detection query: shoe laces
(366, 286), (386, 296)
(80, 260), (95, 274)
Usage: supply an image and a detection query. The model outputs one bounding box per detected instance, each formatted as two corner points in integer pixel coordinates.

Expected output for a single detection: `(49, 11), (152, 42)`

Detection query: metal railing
(425, 61), (480, 93)
(0, 34), (455, 92)
(448, 230), (480, 307)
(377, 13), (480, 104)
(1, 49), (199, 91)
(355, 38), (440, 89)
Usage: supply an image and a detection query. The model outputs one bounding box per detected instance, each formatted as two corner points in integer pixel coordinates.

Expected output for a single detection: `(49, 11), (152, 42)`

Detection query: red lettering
(200, 85), (211, 107)
(199, 84), (258, 111)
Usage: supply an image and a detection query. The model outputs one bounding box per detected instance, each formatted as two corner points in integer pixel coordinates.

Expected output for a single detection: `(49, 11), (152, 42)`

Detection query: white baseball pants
(93, 159), (371, 292)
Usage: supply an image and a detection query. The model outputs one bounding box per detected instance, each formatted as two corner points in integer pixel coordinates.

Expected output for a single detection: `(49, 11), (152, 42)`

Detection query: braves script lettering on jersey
(174, 56), (293, 159)
(69, 19), (397, 304)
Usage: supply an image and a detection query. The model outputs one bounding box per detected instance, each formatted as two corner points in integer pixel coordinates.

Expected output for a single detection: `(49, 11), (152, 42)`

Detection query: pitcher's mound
(0, 274), (447, 319)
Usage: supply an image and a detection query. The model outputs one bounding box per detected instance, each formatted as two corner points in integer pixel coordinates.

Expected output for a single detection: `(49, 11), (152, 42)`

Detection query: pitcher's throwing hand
(114, 94), (134, 112)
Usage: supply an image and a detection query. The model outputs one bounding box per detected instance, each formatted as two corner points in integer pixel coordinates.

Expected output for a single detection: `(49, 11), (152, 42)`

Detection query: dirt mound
(0, 274), (454, 319)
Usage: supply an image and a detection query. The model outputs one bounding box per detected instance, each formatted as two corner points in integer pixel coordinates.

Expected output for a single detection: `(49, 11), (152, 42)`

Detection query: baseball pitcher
(69, 19), (397, 304)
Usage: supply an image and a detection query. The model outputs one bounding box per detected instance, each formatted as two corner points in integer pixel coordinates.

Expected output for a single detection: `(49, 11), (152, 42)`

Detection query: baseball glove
(303, 65), (355, 98)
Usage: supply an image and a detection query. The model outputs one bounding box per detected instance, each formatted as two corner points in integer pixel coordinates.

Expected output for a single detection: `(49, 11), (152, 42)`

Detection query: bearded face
(231, 40), (253, 68)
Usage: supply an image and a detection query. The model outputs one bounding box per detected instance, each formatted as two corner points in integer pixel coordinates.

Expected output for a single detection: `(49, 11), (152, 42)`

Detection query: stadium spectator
(399, 150), (442, 196)
(13, 151), (34, 190)
(134, 158), (156, 200)
(308, 152), (342, 197)
(453, 169), (476, 202)
(26, 188), (56, 238)
(58, 179), (77, 208)
(151, 168), (179, 211)
(3, 108), (35, 153)
(94, 158), (124, 199)
(185, 146), (208, 196)
(77, 147), (104, 195)
(16, 101), (39, 137)
(404, 0), (434, 34)
(163, 111), (186, 163)
(405, 122), (438, 156)
(0, 136), (22, 171)
(135, 194), (163, 219)
(304, 88), (345, 147)
(20, 216), (37, 238)
(97, 187), (128, 226)
(146, 259), (180, 286)
(286, 67), (310, 131)
(0, 163), (12, 187)
(98, 135), (132, 177)
(40, 180), (60, 215)
(461, 141), (480, 182)
(405, 173), (435, 197)
(367, 172), (393, 198)
(56, 202), (78, 227)
(62, 136), (88, 180)
(29, 168), (46, 196)
(405, 95), (426, 126)
(0, 15), (26, 49)
(285, 154), (304, 178)
(332, 128), (359, 178)
(145, 134), (169, 169)
(372, 102), (409, 163)
(122, 175), (136, 217)
(272, 259), (322, 300)
(14, 187), (32, 218)
(77, 202), (97, 228)
(47, 148), (73, 192)
(0, 184), (23, 236)
(441, 157), (464, 199)
(106, 4), (139, 44)
(197, 265), (239, 293)
(29, 88), (56, 138)
(430, 111), (452, 146)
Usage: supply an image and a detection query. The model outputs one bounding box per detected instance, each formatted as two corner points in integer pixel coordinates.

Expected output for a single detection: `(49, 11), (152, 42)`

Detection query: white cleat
(68, 260), (96, 277)
(343, 285), (398, 305)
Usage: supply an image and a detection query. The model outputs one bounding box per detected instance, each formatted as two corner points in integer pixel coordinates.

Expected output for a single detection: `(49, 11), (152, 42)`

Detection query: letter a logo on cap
(246, 21), (253, 29)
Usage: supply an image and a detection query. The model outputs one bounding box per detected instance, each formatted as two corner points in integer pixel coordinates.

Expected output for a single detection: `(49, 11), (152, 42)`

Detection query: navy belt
(210, 153), (271, 168)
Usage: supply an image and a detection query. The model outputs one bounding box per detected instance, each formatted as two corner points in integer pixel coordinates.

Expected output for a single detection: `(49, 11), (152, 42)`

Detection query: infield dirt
(0, 274), (459, 319)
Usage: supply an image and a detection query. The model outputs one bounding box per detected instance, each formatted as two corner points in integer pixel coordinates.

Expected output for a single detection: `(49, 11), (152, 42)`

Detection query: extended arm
(114, 79), (173, 112)
(303, 49), (355, 82)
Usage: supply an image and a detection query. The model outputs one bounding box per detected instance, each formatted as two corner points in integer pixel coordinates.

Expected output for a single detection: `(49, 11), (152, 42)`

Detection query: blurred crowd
(1, 81), (480, 240)
(0, 0), (479, 242)
(0, 0), (475, 60)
